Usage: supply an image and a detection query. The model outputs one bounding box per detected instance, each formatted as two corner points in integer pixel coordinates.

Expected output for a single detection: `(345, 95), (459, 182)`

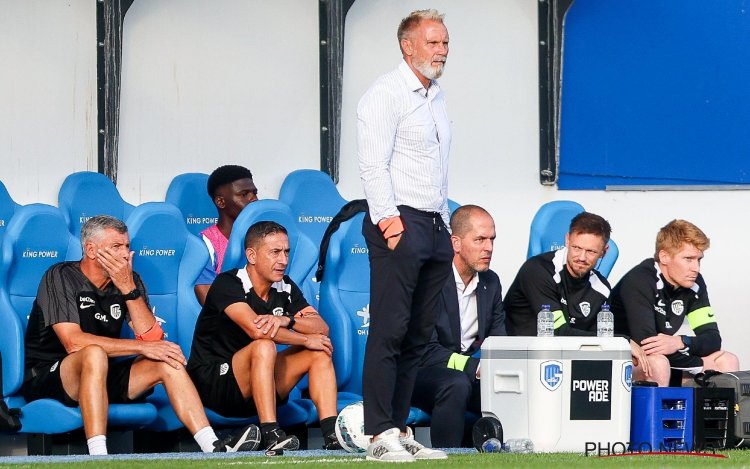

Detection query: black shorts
(23, 357), (152, 407)
(188, 360), (288, 418)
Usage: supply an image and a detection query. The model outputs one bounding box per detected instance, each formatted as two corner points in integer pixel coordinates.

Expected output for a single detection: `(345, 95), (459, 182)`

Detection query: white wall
(117, 0), (321, 203)
(337, 1), (748, 367)
(0, 0), (96, 204)
(1, 0), (746, 367)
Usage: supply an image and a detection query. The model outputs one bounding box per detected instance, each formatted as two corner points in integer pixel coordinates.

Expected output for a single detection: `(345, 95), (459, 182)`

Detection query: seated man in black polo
(610, 219), (739, 382)
(504, 211), (661, 384)
(187, 221), (341, 453)
(23, 215), (259, 455)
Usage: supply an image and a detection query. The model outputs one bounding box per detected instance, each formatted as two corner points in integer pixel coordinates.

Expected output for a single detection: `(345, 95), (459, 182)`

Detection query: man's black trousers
(361, 206), (452, 437)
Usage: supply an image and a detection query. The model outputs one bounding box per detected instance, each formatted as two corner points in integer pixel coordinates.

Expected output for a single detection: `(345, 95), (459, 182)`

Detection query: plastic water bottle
(597, 304), (614, 337)
(480, 438), (503, 453)
(503, 438), (534, 453)
(537, 304), (554, 337)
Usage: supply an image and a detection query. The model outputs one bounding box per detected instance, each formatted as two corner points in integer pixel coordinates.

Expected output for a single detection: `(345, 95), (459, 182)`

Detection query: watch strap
(123, 288), (141, 301)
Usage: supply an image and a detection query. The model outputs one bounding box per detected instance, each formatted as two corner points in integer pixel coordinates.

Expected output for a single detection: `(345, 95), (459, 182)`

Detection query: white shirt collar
(398, 59), (435, 94)
(453, 263), (479, 297)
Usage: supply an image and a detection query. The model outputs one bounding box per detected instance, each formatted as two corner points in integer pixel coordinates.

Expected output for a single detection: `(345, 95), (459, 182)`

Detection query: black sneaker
(263, 427), (300, 455)
(323, 432), (344, 450)
(213, 424), (261, 452)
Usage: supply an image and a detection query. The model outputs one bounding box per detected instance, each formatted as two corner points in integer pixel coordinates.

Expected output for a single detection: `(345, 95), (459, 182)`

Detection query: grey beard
(414, 59), (445, 81)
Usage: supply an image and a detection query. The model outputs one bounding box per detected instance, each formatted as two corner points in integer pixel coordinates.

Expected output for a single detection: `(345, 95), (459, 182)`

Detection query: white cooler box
(480, 336), (632, 452)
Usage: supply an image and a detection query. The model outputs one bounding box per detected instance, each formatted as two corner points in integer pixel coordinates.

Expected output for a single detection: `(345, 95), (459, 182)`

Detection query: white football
(335, 401), (370, 453)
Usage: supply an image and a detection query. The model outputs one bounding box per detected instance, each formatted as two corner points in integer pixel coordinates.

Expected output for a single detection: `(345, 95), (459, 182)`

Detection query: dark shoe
(323, 432), (344, 450)
(263, 427), (300, 454)
(213, 424), (261, 452)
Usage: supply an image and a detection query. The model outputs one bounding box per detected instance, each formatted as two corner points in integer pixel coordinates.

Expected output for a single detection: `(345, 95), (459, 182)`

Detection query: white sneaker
(366, 428), (415, 463)
(400, 427), (448, 460)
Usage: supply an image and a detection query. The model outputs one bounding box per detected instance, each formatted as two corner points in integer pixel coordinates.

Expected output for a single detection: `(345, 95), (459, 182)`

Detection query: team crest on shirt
(110, 304), (122, 320)
(579, 302), (591, 317)
(671, 300), (684, 316)
(50, 361), (59, 373)
(272, 307), (284, 316)
(219, 363), (229, 376)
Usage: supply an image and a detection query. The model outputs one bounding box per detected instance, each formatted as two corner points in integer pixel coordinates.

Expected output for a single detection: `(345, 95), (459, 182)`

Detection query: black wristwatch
(122, 288), (141, 301)
(287, 315), (296, 330)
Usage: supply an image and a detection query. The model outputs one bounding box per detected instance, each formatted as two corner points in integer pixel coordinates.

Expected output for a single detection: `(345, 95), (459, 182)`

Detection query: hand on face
(96, 244), (136, 294)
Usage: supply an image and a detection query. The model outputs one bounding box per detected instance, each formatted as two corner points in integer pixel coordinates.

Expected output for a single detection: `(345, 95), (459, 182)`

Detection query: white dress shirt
(357, 60), (452, 227)
(454, 264), (479, 352)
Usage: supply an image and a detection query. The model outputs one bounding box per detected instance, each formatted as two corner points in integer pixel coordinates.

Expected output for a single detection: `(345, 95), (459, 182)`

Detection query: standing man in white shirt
(358, 8), (453, 462)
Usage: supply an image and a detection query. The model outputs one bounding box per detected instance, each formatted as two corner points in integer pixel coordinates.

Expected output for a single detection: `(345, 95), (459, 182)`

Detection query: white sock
(87, 435), (107, 455)
(194, 426), (220, 453)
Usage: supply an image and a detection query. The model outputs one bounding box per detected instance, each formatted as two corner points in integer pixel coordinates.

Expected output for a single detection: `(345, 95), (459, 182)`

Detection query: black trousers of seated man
(412, 366), (481, 447)
(362, 206), (453, 437)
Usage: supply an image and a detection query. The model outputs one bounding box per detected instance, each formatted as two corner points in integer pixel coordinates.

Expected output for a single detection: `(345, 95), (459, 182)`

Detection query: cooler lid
(481, 336), (631, 360)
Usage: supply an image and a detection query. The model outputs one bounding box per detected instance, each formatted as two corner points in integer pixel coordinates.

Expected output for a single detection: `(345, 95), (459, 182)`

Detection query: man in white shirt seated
(411, 205), (507, 447)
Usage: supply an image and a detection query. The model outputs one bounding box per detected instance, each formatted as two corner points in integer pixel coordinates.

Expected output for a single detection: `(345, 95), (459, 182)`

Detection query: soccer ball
(335, 401), (370, 453)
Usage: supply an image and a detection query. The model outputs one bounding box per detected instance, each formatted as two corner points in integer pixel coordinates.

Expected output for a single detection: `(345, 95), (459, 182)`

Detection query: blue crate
(630, 387), (694, 451)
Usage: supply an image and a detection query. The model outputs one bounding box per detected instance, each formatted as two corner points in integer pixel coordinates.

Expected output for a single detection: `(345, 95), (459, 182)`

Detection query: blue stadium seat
(58, 171), (135, 238)
(526, 200), (585, 258)
(0, 180), (20, 246)
(127, 203), (311, 429)
(448, 198), (461, 215)
(278, 169), (347, 248)
(526, 200), (618, 277)
(223, 199), (319, 308)
(128, 202), (282, 431)
(165, 173), (218, 238)
(596, 238), (619, 278)
(317, 213), (368, 396)
(278, 170), (347, 311)
(0, 204), (156, 433)
(127, 202), (207, 355)
(317, 213), (430, 424)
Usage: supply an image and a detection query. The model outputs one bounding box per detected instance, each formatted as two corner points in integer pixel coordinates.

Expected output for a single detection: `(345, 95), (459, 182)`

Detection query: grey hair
(397, 9), (445, 44)
(80, 215), (128, 249)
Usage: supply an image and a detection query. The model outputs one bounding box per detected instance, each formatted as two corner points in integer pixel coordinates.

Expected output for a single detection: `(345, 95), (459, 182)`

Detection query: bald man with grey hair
(411, 205), (507, 447)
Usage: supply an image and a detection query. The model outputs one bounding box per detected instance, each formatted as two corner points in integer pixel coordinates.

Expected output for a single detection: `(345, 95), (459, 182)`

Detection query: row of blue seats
(0, 170), (409, 437)
(1, 172), (619, 278)
(0, 170), (620, 438)
(0, 169), (347, 248)
(0, 201), (343, 435)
